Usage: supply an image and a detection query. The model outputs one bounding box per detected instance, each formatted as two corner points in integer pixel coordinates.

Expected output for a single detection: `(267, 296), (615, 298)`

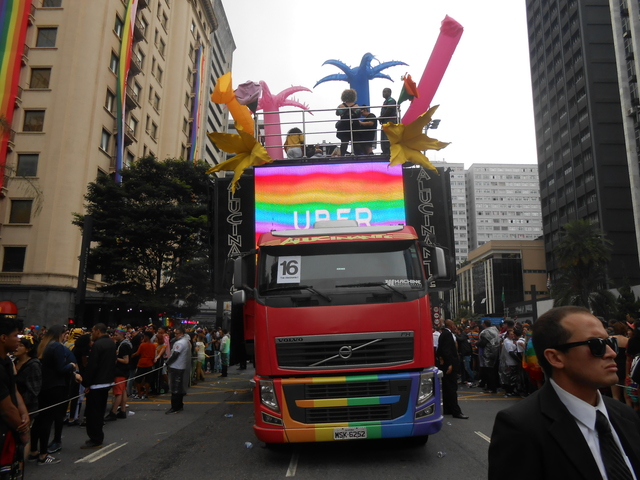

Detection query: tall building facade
(0, 0), (232, 324)
(525, 0), (640, 285)
(465, 163), (543, 250)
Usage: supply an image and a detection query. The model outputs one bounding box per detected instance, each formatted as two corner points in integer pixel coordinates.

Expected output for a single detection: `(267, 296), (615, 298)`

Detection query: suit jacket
(488, 382), (640, 480)
(436, 328), (458, 374)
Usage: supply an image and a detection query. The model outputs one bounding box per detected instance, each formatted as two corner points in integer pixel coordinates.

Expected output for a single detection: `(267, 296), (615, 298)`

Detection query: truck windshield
(258, 240), (424, 294)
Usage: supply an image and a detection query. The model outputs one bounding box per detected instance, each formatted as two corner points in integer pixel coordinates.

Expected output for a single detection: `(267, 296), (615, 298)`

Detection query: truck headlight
(416, 371), (434, 406)
(260, 380), (280, 412)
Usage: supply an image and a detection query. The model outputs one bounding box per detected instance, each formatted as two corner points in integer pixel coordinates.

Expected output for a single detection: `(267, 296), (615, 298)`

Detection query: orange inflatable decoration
(211, 72), (254, 134)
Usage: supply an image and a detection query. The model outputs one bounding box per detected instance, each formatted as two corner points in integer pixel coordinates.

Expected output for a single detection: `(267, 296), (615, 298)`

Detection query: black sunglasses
(551, 337), (618, 357)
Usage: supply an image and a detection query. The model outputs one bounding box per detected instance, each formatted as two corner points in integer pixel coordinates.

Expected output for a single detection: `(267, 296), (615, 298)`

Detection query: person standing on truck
(437, 319), (469, 419)
(379, 88), (397, 156)
(335, 89), (360, 156)
(355, 106), (377, 155)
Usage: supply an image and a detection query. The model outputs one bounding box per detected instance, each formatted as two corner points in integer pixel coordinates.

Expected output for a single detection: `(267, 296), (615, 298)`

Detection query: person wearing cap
(489, 306), (640, 479)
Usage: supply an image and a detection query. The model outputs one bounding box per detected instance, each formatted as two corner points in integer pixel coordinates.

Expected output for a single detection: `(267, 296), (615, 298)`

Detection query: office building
(0, 0), (233, 324)
(525, 0), (640, 285)
(465, 163), (543, 250)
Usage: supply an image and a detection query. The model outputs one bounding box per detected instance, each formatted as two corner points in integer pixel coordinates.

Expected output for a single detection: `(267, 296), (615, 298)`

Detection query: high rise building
(525, 0), (640, 285)
(465, 163), (543, 250)
(0, 0), (233, 324)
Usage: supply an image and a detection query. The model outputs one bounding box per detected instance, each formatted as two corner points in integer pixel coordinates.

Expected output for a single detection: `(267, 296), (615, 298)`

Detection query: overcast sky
(220, 0), (537, 168)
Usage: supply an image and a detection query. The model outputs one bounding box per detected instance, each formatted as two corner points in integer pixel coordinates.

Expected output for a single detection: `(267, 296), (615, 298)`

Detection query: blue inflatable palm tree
(314, 52), (407, 106)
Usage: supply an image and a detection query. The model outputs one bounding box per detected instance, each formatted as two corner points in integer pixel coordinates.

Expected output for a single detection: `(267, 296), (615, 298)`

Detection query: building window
(105, 89), (115, 114)
(150, 122), (158, 140)
(161, 13), (168, 30)
(114, 15), (124, 38)
(100, 128), (111, 152)
(153, 92), (160, 111)
(158, 38), (166, 57)
(36, 27), (58, 47)
(16, 154), (39, 177)
(110, 52), (119, 73)
(23, 110), (45, 132)
(29, 68), (51, 89)
(183, 117), (188, 133)
(125, 150), (135, 167)
(42, 0), (62, 6)
(128, 116), (138, 136)
(9, 200), (33, 224)
(2, 247), (26, 273)
(190, 20), (195, 33)
(156, 66), (163, 84)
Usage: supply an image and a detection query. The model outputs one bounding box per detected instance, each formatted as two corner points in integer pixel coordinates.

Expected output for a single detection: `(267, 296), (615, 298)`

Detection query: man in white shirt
(488, 306), (640, 479)
(164, 326), (190, 414)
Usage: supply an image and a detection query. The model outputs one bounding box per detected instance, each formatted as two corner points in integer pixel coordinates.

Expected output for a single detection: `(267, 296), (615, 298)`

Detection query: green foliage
(551, 220), (616, 317)
(73, 157), (213, 317)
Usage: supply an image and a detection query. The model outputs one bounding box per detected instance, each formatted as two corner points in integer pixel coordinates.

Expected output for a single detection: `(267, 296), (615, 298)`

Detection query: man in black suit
(489, 306), (640, 479)
(437, 319), (468, 419)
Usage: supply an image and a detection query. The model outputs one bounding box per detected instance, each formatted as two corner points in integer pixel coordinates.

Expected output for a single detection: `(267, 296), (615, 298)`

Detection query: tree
(551, 219), (616, 317)
(73, 156), (213, 317)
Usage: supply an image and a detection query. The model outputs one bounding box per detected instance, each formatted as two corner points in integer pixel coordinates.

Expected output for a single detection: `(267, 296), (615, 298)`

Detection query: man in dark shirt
(105, 328), (132, 421)
(0, 316), (29, 477)
(379, 88), (398, 156)
(81, 323), (116, 449)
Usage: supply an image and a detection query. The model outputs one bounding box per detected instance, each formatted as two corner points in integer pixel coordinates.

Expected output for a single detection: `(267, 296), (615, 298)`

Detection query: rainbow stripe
(0, 0), (32, 177)
(295, 396), (400, 408)
(254, 162), (406, 237)
(115, 0), (138, 182)
(188, 44), (204, 161)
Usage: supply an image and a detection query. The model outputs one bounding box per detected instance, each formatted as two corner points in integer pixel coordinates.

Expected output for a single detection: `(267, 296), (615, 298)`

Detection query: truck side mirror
(426, 246), (448, 282)
(233, 252), (255, 292)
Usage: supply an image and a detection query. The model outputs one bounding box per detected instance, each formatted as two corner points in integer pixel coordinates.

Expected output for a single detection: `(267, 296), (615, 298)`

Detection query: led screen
(254, 162), (406, 240)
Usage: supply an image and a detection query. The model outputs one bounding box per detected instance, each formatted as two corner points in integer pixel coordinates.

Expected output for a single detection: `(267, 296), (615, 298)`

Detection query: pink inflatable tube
(402, 15), (464, 125)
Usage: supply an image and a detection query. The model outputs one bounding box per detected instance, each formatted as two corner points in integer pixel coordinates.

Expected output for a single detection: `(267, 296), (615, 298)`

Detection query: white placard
(277, 256), (301, 283)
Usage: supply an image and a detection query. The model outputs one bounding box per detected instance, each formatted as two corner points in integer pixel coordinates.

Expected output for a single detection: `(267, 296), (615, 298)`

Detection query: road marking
(75, 442), (128, 463)
(475, 431), (491, 443)
(286, 451), (299, 477)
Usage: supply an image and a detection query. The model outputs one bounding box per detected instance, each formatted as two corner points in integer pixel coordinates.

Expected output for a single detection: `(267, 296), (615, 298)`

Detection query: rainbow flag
(0, 0), (32, 181)
(189, 44), (205, 162)
(115, 0), (138, 182)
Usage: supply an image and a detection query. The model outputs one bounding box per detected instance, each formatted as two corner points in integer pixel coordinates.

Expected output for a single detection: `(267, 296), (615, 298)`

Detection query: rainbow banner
(189, 44), (204, 162)
(0, 0), (32, 181)
(115, 0), (138, 182)
(254, 162), (406, 240)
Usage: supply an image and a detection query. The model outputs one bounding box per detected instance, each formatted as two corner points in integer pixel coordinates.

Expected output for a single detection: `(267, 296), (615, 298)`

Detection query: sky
(220, 0), (537, 169)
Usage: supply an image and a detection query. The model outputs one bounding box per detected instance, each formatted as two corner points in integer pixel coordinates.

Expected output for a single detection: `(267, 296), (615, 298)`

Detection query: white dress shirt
(550, 379), (637, 480)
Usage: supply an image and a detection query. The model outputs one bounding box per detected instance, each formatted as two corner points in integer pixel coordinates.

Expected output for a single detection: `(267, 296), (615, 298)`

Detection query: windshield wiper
(263, 285), (332, 302)
(336, 281), (407, 299)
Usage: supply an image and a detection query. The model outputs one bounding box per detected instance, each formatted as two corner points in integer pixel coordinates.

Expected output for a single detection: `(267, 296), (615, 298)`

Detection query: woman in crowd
(611, 321), (630, 402)
(194, 333), (206, 382)
(30, 325), (81, 465)
(14, 335), (42, 461)
(625, 320), (640, 411)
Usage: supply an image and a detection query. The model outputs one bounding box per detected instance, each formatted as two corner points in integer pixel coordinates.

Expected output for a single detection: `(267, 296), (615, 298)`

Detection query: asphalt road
(24, 368), (518, 480)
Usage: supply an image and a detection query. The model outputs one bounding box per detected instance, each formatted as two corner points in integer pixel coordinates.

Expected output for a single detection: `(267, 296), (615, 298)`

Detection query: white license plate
(333, 427), (367, 440)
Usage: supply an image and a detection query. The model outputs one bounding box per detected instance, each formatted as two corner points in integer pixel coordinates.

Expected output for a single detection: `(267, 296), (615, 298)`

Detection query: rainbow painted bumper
(253, 370), (442, 443)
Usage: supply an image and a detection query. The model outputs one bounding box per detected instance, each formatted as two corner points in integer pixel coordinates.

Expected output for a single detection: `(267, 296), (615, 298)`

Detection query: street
(25, 368), (517, 480)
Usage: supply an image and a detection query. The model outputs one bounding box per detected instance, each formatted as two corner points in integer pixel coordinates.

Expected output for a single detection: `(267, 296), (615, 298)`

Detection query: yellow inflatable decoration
(211, 72), (254, 135)
(382, 105), (450, 173)
(206, 125), (272, 194)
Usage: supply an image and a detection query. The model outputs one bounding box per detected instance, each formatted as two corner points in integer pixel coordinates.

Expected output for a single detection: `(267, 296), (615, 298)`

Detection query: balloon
(235, 81), (262, 113)
(314, 53), (407, 106)
(211, 72), (254, 134)
(402, 16), (464, 125)
(257, 81), (311, 160)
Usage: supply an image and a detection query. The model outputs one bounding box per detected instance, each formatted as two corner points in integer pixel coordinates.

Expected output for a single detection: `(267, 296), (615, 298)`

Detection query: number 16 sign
(277, 256), (301, 284)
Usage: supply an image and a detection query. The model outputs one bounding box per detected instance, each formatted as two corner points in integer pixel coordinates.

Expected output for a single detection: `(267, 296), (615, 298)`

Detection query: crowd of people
(435, 313), (640, 411)
(0, 316), (230, 476)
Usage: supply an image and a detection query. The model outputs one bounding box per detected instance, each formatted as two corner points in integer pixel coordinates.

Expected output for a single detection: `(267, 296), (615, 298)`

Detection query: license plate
(333, 427), (367, 440)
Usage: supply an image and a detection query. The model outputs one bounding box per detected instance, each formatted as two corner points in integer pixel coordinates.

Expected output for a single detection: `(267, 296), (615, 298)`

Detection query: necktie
(595, 410), (633, 480)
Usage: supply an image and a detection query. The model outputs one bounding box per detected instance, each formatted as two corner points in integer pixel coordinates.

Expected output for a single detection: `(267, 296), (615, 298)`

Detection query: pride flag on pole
(0, 0), (33, 184)
(115, 0), (138, 182)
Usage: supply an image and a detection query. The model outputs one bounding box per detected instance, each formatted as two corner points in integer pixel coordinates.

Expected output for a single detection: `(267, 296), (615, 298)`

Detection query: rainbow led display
(254, 162), (406, 239)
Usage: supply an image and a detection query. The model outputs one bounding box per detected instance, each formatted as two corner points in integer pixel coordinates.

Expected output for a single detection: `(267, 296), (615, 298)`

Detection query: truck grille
(283, 378), (411, 424)
(275, 332), (414, 370)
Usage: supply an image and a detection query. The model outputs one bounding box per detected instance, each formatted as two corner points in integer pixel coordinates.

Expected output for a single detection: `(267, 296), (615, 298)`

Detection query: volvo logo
(338, 345), (353, 359)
